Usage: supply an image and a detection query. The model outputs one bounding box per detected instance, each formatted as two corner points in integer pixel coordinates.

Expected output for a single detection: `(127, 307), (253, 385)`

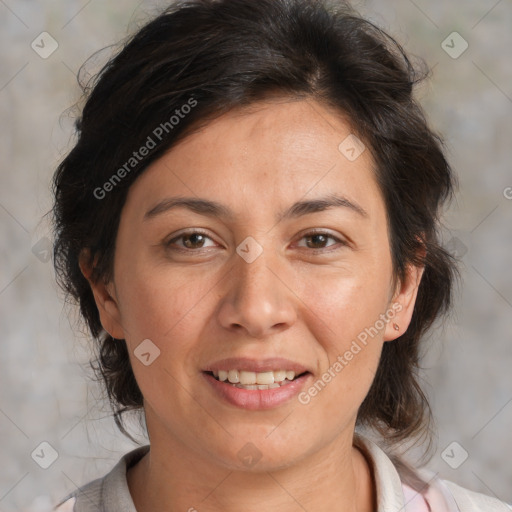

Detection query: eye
(296, 231), (347, 252)
(165, 230), (218, 251)
(164, 229), (347, 254)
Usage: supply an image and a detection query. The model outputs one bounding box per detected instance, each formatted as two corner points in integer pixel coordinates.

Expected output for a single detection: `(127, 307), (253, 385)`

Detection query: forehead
(125, 98), (384, 223)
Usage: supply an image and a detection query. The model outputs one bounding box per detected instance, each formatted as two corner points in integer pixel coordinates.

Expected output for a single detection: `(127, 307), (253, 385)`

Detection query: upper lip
(203, 357), (311, 374)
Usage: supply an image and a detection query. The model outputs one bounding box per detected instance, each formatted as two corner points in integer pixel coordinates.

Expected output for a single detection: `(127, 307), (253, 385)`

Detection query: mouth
(204, 369), (311, 391)
(202, 357), (313, 409)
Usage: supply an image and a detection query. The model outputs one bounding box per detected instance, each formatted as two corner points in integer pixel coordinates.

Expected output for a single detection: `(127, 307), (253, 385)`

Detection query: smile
(208, 369), (306, 390)
(203, 370), (312, 410)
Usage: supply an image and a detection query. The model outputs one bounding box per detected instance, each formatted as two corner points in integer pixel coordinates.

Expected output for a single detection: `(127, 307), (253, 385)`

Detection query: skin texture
(81, 97), (424, 512)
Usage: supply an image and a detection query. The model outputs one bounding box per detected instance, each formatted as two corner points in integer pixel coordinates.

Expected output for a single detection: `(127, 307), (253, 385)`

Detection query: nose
(216, 244), (297, 339)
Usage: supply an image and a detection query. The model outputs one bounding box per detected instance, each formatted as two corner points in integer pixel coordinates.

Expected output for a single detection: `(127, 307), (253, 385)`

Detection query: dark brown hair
(51, 0), (458, 463)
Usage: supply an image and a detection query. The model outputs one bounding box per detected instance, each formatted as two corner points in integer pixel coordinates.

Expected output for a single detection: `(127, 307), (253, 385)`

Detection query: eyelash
(165, 229), (347, 254)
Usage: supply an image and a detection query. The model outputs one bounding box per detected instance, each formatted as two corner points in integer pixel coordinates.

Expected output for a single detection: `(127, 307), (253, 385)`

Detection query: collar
(101, 443), (150, 510)
(75, 433), (418, 511)
(353, 432), (409, 511)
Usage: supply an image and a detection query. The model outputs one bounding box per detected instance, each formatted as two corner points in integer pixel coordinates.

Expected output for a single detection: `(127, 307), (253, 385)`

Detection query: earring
(393, 323), (400, 331)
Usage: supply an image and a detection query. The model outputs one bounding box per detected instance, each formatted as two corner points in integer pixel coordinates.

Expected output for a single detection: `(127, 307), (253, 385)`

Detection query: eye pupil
(183, 234), (205, 248)
(307, 234), (328, 249)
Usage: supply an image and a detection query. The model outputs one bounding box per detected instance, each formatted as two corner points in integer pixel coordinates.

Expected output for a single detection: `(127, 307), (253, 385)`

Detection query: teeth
(210, 369), (303, 386)
(228, 369), (239, 383)
(273, 370), (286, 382)
(232, 382), (289, 390)
(239, 371), (256, 385)
(256, 371), (274, 385)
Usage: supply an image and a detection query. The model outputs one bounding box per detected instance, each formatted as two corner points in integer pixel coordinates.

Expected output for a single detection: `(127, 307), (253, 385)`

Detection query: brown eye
(181, 233), (208, 249)
(305, 233), (330, 249)
(296, 231), (346, 252)
(166, 231), (217, 251)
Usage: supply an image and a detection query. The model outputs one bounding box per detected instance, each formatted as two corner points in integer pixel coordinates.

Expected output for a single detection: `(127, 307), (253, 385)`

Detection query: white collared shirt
(54, 433), (511, 511)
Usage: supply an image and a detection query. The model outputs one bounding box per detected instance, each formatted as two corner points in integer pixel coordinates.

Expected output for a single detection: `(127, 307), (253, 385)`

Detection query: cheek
(114, 257), (212, 355)
(293, 265), (391, 412)
(299, 264), (392, 350)
(115, 267), (214, 408)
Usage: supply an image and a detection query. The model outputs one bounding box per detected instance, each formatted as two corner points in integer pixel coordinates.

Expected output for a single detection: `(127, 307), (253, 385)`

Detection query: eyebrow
(143, 193), (368, 223)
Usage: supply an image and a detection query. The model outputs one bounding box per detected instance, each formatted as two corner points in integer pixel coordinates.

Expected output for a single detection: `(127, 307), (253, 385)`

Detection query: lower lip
(202, 372), (312, 410)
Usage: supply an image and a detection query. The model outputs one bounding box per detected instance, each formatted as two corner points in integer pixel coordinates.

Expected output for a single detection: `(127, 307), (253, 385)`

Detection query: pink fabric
(402, 483), (431, 511)
(402, 479), (457, 512)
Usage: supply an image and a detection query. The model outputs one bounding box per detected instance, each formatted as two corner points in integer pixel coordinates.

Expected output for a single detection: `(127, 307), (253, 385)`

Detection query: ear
(383, 254), (425, 342)
(78, 249), (125, 340)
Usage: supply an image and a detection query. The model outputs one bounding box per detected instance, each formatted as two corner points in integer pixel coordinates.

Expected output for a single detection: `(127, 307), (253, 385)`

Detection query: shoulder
(354, 431), (511, 512)
(52, 444), (150, 512)
(52, 475), (104, 512)
(439, 478), (512, 512)
(401, 471), (511, 512)
(401, 466), (512, 511)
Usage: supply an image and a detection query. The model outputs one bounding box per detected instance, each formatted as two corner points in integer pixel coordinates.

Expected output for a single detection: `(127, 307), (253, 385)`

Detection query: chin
(206, 435), (312, 473)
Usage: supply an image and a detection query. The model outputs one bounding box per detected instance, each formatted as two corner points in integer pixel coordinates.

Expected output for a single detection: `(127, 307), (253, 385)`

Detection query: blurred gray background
(0, 0), (511, 510)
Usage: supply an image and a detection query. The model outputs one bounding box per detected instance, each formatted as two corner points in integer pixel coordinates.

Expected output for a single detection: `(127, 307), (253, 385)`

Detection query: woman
(51, 0), (510, 510)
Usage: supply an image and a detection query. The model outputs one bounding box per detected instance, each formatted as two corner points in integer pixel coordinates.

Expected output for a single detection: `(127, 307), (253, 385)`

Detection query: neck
(127, 425), (375, 512)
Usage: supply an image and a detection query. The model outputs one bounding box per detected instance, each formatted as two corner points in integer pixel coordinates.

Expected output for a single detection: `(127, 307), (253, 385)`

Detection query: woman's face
(85, 97), (422, 471)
